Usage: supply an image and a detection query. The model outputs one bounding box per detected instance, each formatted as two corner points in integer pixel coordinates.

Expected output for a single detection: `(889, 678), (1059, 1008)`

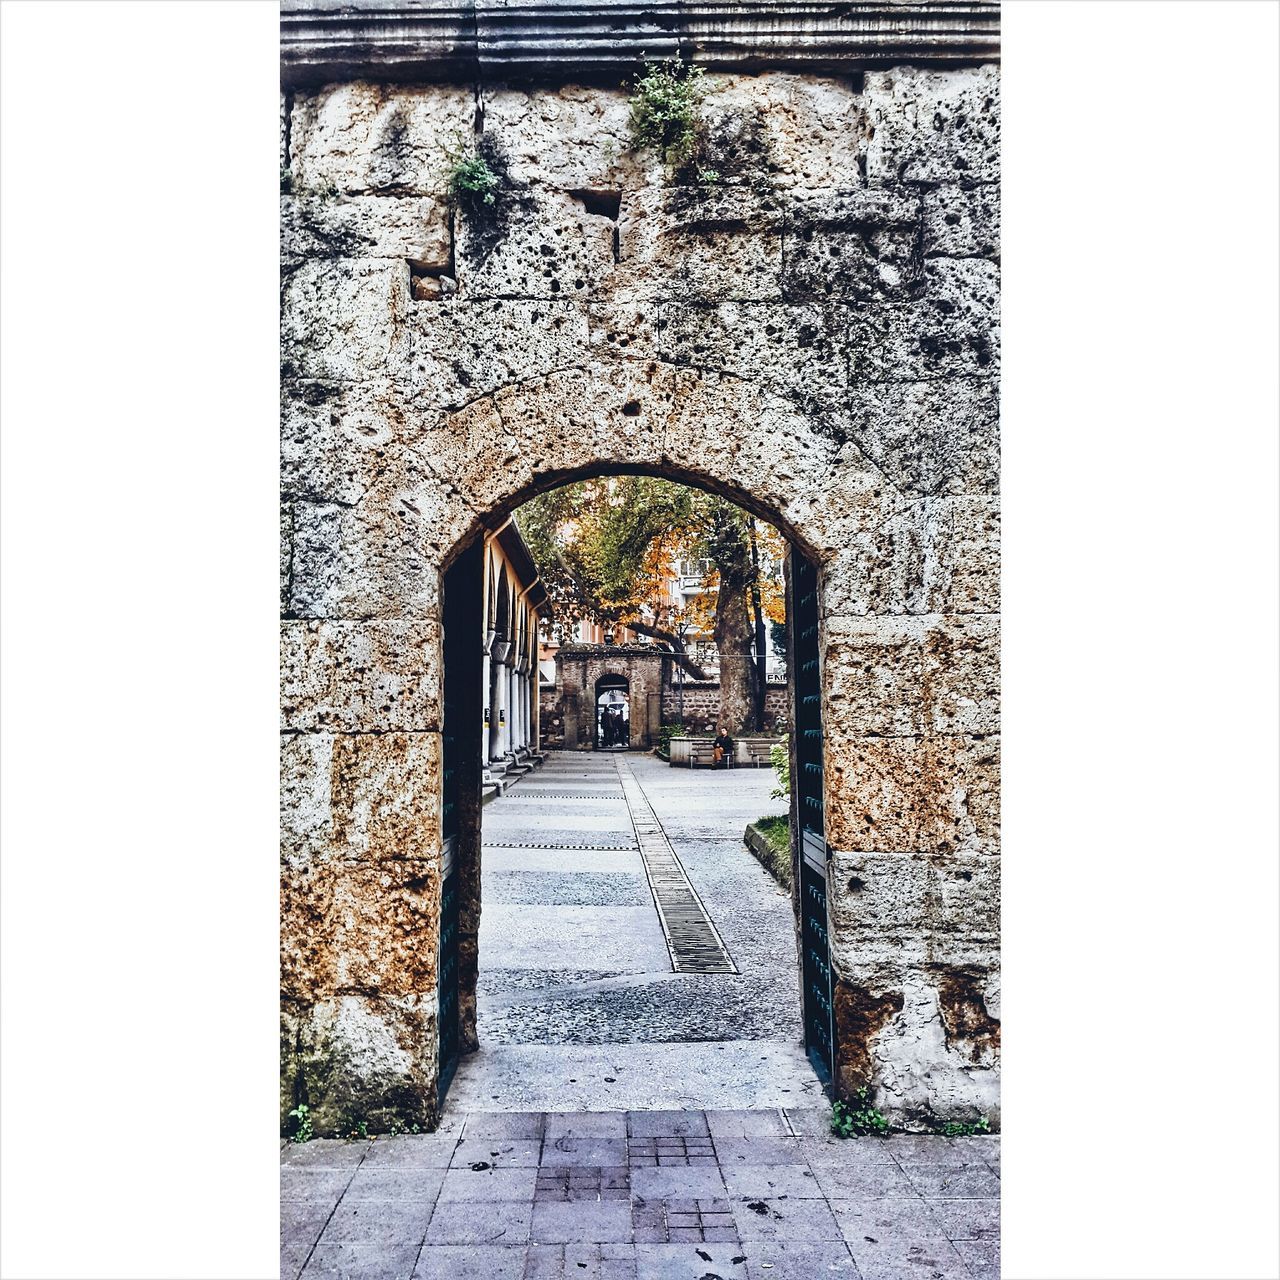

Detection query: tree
(518, 476), (785, 734)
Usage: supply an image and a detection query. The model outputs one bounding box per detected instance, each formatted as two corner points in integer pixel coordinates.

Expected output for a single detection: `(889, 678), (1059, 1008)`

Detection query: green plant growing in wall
(770, 734), (790, 800)
(444, 137), (500, 212)
(935, 1116), (992, 1137)
(628, 58), (707, 166)
(288, 1103), (313, 1144)
(832, 1089), (890, 1139)
(341, 1116), (369, 1141)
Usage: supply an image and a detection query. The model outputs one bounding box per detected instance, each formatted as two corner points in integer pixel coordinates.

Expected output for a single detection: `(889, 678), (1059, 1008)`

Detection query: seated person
(712, 726), (734, 769)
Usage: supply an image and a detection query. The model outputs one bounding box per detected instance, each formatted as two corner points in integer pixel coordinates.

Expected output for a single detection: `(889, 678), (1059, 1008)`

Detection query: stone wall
(281, 49), (1000, 1133)
(661, 681), (788, 732)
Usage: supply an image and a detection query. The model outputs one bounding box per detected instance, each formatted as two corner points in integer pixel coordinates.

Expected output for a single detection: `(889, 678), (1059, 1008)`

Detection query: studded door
(793, 552), (833, 1086)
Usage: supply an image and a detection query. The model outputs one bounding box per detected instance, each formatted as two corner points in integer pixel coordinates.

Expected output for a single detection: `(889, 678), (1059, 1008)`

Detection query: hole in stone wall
(409, 249), (456, 302)
(570, 188), (623, 221)
(848, 877), (866, 892)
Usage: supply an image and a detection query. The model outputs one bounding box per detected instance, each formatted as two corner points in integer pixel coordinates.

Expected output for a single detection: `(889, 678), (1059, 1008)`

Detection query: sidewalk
(458, 751), (815, 1110)
(282, 1107), (999, 1279)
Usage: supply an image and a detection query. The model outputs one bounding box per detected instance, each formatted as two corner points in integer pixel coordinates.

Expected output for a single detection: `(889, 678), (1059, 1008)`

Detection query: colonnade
(481, 520), (544, 779)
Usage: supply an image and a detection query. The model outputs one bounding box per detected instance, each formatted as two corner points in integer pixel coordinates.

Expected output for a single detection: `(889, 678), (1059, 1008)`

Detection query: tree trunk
(713, 557), (760, 738)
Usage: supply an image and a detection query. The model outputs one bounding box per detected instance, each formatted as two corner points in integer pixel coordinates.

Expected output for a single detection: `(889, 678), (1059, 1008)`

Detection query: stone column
(481, 643), (493, 763)
(493, 646), (510, 759)
(518, 664), (528, 750)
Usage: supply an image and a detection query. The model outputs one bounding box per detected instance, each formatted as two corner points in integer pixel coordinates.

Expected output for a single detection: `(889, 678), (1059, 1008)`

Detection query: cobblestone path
(445, 750), (824, 1111)
(281, 1109), (1000, 1279)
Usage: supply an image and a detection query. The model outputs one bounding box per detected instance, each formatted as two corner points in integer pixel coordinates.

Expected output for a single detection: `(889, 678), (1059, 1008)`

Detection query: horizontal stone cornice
(281, 1), (999, 87)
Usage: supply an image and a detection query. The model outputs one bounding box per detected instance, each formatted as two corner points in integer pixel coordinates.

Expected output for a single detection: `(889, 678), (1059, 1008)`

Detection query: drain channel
(501, 792), (626, 801)
(614, 756), (737, 975)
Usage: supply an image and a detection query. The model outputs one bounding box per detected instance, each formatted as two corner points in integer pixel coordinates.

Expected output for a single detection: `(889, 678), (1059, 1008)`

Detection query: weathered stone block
(697, 73), (866, 191)
(282, 857), (441, 997)
(281, 259), (407, 382)
(840, 378), (999, 497)
(848, 258), (999, 382)
(923, 496), (1000, 614)
(615, 185), (783, 302)
(823, 733), (999, 856)
(930, 857), (1001, 943)
(924, 615), (999, 735)
(822, 616), (926, 736)
(657, 301), (848, 415)
(479, 85), (642, 191)
(659, 368), (854, 538)
(588, 302), (661, 361)
(281, 500), (293, 611)
(782, 189), (922, 302)
(828, 852), (933, 942)
(420, 360), (789, 523)
(454, 187), (616, 300)
(489, 361), (679, 487)
(282, 995), (438, 1136)
(927, 256), (1000, 323)
(922, 183), (999, 260)
(281, 620), (444, 733)
(289, 83), (474, 195)
(281, 379), (403, 508)
(391, 299), (589, 408)
(827, 852), (999, 961)
(831, 972), (904, 1095)
(864, 66), (999, 186)
(286, 452), (473, 618)
(821, 614), (998, 738)
(280, 731), (443, 869)
(818, 495), (930, 617)
(858, 967), (1000, 1126)
(281, 194), (451, 268)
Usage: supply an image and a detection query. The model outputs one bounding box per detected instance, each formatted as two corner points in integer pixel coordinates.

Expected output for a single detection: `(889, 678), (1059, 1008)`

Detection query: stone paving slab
(478, 905), (670, 972)
(284, 1113), (999, 1280)
(486, 869), (653, 907)
(444, 1041), (828, 1111)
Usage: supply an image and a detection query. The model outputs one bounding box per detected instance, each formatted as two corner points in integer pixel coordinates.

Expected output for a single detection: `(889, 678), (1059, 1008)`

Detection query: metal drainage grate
(614, 757), (737, 975)
(503, 793), (626, 801)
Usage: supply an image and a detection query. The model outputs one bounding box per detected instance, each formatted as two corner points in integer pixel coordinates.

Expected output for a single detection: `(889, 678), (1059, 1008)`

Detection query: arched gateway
(280, 3), (1000, 1135)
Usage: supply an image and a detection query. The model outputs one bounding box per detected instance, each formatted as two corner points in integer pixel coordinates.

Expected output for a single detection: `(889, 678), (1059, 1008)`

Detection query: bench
(687, 740), (727, 768)
(739, 740), (775, 768)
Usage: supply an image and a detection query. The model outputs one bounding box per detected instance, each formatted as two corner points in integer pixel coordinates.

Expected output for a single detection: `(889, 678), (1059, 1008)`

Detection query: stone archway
(283, 359), (998, 1133)
(281, 57), (1000, 1134)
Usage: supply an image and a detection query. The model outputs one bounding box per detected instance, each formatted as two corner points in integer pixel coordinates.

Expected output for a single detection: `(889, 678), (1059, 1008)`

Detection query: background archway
(594, 674), (630, 749)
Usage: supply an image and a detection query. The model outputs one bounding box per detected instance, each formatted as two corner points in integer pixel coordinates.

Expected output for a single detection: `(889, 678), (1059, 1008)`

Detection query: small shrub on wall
(628, 58), (706, 166)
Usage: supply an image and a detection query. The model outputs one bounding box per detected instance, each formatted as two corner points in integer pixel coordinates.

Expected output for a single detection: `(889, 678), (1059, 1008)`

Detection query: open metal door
(792, 551), (834, 1086)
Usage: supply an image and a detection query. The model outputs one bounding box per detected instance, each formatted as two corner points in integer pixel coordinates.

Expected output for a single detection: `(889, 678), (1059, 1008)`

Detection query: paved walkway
(282, 751), (1001, 1276)
(447, 750), (821, 1111)
(282, 1108), (1000, 1279)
